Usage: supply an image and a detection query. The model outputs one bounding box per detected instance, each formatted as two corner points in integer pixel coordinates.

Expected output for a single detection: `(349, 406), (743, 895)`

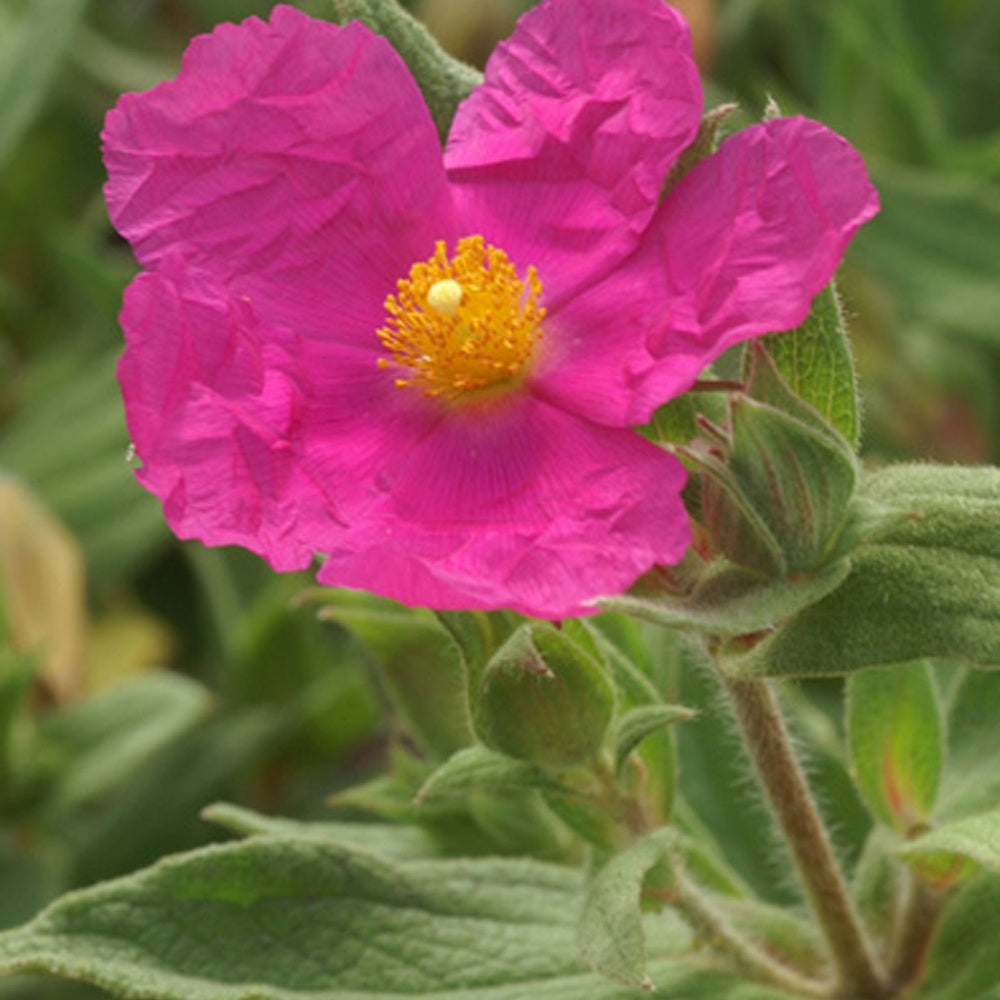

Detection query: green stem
(671, 864), (832, 999)
(592, 756), (653, 839)
(594, 752), (831, 997)
(721, 674), (890, 999)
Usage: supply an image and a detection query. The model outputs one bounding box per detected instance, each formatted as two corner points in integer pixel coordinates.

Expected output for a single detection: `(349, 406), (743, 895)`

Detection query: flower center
(377, 235), (545, 400)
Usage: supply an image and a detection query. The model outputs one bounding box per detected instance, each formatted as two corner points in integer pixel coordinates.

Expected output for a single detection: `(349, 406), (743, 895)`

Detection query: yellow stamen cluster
(377, 235), (545, 400)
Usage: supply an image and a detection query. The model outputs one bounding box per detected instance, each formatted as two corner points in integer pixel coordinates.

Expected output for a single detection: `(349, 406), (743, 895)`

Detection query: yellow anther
(377, 236), (545, 400)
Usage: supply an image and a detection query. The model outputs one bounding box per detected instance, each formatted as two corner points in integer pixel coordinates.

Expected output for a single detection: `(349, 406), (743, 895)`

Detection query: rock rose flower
(103, 0), (878, 619)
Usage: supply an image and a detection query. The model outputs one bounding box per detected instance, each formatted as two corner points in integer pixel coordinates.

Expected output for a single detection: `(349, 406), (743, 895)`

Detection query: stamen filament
(377, 236), (544, 400)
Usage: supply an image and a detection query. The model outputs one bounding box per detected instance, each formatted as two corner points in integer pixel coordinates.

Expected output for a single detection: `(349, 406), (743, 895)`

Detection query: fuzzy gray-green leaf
(0, 836), (788, 999)
(901, 810), (1000, 876)
(724, 465), (1000, 677)
(757, 283), (860, 448)
(613, 705), (695, 777)
(602, 558), (850, 637)
(846, 661), (943, 831)
(578, 828), (677, 988)
(201, 802), (443, 860)
(415, 745), (575, 803)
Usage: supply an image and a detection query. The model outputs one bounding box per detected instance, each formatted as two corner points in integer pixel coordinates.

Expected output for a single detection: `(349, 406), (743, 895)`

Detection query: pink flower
(103, 0), (878, 619)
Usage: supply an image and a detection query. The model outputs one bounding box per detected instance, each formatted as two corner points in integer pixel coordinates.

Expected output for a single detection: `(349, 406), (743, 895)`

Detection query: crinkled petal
(314, 396), (690, 619)
(529, 243), (706, 427)
(529, 117), (878, 428)
(445, 0), (701, 305)
(647, 116), (880, 363)
(118, 258), (431, 571)
(102, 4), (455, 310)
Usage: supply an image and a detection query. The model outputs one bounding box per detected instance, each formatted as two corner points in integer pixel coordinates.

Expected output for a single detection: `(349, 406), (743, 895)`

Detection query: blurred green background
(1, 0), (999, 994)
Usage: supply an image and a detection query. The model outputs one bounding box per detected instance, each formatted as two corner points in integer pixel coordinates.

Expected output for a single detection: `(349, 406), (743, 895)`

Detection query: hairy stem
(592, 757), (653, 839)
(721, 674), (889, 998)
(670, 865), (832, 998)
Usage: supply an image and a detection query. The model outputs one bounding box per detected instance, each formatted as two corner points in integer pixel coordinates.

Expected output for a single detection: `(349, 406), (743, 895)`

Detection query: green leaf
(329, 0), (481, 141)
(0, 839), (60, 931)
(672, 644), (790, 905)
(68, 710), (281, 886)
(691, 447), (787, 577)
(0, 647), (35, 797)
(613, 705), (695, 777)
(724, 464), (1000, 677)
(325, 746), (572, 860)
(846, 661), (943, 831)
(464, 790), (573, 859)
(577, 828), (677, 988)
(854, 166), (1000, 348)
(901, 810), (1000, 877)
(741, 337), (851, 444)
(0, 835), (780, 999)
(672, 801), (755, 900)
(415, 745), (575, 803)
(434, 609), (516, 690)
(912, 877), (1000, 1000)
(852, 827), (907, 946)
(577, 830), (810, 997)
(580, 623), (683, 825)
(757, 283), (860, 447)
(938, 670), (1000, 821)
(201, 802), (443, 860)
(320, 594), (473, 758)
(575, 619), (661, 707)
(0, 0), (89, 170)
(0, 346), (168, 588)
(36, 673), (210, 814)
(602, 557), (850, 636)
(402, 741), (584, 858)
(647, 394), (699, 445)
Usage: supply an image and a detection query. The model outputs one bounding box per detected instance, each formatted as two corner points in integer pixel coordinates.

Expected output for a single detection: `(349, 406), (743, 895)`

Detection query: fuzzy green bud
(474, 623), (614, 771)
(696, 346), (859, 576)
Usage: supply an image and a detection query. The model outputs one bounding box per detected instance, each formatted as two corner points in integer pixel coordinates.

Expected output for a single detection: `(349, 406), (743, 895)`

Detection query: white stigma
(426, 278), (463, 316)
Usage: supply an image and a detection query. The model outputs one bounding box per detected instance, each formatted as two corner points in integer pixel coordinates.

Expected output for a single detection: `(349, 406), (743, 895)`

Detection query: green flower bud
(474, 623), (614, 771)
(693, 347), (859, 576)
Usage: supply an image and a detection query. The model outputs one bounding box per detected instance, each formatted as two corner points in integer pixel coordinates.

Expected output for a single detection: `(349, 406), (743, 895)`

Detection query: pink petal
(102, 5), (455, 305)
(529, 241), (709, 427)
(117, 258), (416, 571)
(315, 395), (690, 619)
(648, 116), (880, 362)
(445, 0), (702, 305)
(535, 116), (881, 428)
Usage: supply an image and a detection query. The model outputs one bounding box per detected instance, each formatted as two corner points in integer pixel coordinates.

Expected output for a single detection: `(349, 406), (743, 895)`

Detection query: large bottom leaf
(0, 835), (783, 1000)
